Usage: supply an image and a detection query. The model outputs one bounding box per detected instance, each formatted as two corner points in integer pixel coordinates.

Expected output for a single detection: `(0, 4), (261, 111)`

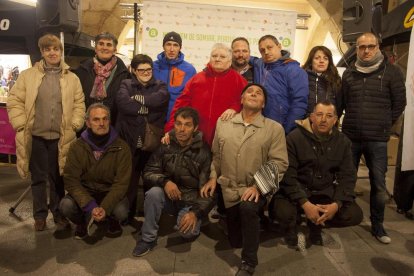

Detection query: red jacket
(165, 64), (247, 146)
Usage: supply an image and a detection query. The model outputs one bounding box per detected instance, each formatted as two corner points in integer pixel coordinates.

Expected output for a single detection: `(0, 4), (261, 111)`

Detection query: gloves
(131, 94), (145, 104)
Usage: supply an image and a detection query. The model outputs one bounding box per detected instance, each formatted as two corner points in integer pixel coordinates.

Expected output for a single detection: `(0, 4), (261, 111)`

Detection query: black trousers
(29, 136), (64, 220)
(226, 197), (266, 267)
(128, 148), (151, 217)
(270, 195), (363, 234)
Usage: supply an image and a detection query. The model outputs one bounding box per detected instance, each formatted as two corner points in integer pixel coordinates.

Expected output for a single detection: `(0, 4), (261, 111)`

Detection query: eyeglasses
(136, 68), (152, 74)
(356, 44), (377, 51)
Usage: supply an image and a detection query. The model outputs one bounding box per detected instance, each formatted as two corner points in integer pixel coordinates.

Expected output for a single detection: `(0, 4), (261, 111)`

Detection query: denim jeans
(141, 186), (201, 242)
(59, 194), (129, 225)
(29, 136), (64, 220)
(351, 141), (388, 232)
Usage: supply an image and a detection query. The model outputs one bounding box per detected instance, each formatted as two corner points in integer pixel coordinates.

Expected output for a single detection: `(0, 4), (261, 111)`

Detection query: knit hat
(163, 32), (182, 48)
(241, 83), (268, 105)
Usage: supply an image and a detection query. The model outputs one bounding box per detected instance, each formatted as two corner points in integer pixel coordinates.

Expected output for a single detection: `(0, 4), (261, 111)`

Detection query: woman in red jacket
(164, 43), (248, 146)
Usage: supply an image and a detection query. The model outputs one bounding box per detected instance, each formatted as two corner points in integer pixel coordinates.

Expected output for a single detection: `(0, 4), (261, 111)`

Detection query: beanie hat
(163, 32), (182, 48)
(241, 83), (268, 105)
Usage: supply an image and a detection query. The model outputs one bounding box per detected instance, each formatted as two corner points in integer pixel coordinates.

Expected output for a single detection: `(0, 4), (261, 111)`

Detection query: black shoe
(236, 261), (255, 276)
(107, 218), (122, 235)
(74, 223), (88, 240)
(309, 232), (323, 246)
(54, 217), (71, 231)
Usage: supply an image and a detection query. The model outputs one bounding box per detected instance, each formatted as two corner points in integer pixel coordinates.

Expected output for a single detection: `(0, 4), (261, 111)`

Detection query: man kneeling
(133, 107), (214, 257)
(271, 101), (363, 248)
(60, 103), (132, 239)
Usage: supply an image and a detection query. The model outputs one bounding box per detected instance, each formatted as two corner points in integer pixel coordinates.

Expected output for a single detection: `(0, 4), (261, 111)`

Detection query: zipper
(315, 76), (319, 104)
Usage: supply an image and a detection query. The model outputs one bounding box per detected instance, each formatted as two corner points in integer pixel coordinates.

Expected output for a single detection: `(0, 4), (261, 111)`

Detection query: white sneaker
(375, 234), (391, 244)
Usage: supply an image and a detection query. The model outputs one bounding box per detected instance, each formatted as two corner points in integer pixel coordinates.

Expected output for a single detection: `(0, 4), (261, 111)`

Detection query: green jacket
(63, 136), (131, 214)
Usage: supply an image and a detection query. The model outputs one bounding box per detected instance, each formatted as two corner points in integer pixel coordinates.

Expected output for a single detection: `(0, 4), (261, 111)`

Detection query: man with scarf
(341, 32), (406, 244)
(74, 32), (130, 126)
(60, 103), (132, 239)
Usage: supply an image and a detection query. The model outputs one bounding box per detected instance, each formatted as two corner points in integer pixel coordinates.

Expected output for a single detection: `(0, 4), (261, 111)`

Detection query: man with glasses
(153, 32), (197, 121)
(341, 32), (406, 244)
(116, 54), (169, 222)
(271, 101), (363, 249)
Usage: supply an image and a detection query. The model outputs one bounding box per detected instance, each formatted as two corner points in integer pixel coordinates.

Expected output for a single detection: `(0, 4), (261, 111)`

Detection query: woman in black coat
(116, 54), (169, 221)
(302, 46), (342, 116)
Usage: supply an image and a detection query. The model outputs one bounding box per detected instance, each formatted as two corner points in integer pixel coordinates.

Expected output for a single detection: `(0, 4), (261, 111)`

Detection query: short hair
(258, 34), (279, 45)
(356, 32), (380, 45)
(131, 54), (153, 70)
(241, 83), (268, 105)
(231, 37), (250, 49)
(85, 103), (111, 121)
(210, 43), (232, 61)
(38, 34), (63, 51)
(312, 100), (337, 116)
(174, 107), (199, 127)
(94, 32), (118, 47)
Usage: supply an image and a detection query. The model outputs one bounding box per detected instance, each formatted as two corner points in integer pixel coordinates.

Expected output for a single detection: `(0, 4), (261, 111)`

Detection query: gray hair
(85, 103), (111, 121)
(210, 43), (232, 61)
(94, 32), (118, 47)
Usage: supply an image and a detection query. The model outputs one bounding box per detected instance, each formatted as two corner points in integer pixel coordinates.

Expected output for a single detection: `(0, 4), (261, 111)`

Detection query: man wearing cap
(201, 83), (288, 275)
(153, 31), (197, 121)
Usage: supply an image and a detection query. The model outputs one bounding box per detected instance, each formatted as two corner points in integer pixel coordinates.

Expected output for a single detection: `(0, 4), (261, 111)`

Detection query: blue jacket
(153, 52), (196, 120)
(254, 51), (308, 134)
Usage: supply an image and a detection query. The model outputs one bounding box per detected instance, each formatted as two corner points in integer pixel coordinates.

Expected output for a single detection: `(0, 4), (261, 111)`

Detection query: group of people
(6, 29), (406, 275)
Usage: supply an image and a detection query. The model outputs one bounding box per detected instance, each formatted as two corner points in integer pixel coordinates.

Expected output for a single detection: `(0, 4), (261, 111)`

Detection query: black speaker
(36, 0), (80, 32)
(342, 0), (382, 43)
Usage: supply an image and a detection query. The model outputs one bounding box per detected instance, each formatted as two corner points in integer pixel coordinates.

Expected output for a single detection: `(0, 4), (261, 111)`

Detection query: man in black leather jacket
(132, 107), (214, 257)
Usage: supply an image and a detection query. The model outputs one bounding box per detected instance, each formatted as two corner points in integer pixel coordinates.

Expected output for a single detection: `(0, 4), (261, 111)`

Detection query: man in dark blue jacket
(153, 32), (197, 121)
(254, 34), (308, 134)
(132, 107), (214, 257)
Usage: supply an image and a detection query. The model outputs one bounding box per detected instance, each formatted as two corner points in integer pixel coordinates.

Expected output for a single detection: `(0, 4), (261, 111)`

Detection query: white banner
(402, 28), (414, 171)
(142, 0), (297, 71)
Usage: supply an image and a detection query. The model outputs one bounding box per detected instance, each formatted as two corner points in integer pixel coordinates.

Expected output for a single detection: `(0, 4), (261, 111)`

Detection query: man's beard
(233, 59), (248, 68)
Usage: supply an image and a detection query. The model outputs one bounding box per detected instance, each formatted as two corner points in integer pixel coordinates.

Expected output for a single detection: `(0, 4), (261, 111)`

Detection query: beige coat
(7, 60), (85, 178)
(211, 113), (289, 208)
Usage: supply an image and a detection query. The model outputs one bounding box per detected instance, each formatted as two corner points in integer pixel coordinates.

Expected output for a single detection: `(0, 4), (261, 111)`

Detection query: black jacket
(74, 57), (130, 125)
(341, 58), (406, 142)
(306, 70), (342, 116)
(115, 76), (169, 151)
(143, 131), (215, 218)
(280, 119), (356, 205)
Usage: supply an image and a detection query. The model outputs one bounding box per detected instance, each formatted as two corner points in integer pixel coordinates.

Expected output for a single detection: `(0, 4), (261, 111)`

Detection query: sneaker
(372, 224), (391, 244)
(34, 219), (46, 231)
(375, 235), (391, 244)
(132, 240), (157, 257)
(236, 261), (255, 276)
(74, 223), (88, 240)
(107, 218), (122, 235)
(54, 217), (71, 231)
